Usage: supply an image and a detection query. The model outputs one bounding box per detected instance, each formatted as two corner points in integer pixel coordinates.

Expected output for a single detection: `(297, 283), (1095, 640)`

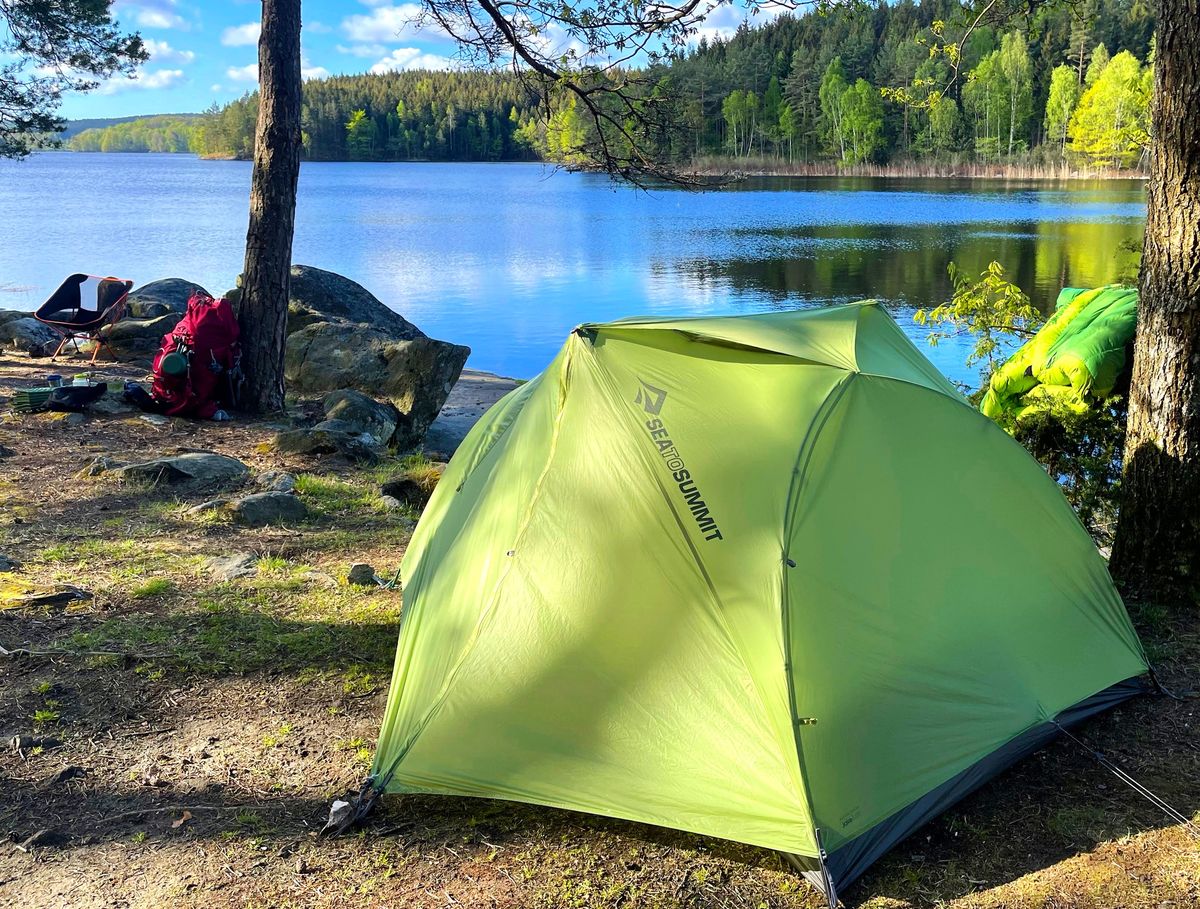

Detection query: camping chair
(35, 273), (134, 363)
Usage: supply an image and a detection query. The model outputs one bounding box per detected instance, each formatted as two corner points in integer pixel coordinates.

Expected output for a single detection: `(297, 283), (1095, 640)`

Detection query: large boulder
(0, 311), (58, 357)
(286, 266), (426, 337)
(227, 265), (423, 338)
(98, 312), (181, 360)
(126, 279), (208, 319)
(285, 322), (468, 439)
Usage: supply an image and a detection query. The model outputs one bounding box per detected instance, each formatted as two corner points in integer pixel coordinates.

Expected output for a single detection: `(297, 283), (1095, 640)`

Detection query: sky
(58, 0), (768, 120)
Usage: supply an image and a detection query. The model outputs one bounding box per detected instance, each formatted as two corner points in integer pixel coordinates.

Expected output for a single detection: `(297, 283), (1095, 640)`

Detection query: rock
(257, 470), (296, 493)
(422, 370), (522, 456)
(0, 311), (58, 357)
(300, 570), (340, 588)
(0, 554), (20, 572)
(60, 412), (85, 427)
(0, 444), (13, 458)
(9, 735), (61, 753)
(322, 389), (404, 448)
(227, 266), (468, 442)
(78, 455), (123, 477)
(378, 495), (403, 510)
(188, 497), (230, 515)
(286, 322), (467, 440)
(90, 390), (136, 416)
(125, 279), (208, 319)
(139, 414), (170, 427)
(231, 265), (426, 338)
(380, 477), (428, 509)
(228, 491), (308, 527)
(97, 312), (182, 361)
(270, 427), (380, 463)
(205, 552), (259, 581)
(347, 563), (377, 586)
(16, 828), (66, 851)
(116, 452), (249, 486)
(49, 765), (87, 786)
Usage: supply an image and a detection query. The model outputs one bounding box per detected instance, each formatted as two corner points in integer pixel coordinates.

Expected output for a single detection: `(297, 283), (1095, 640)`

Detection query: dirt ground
(0, 353), (1198, 909)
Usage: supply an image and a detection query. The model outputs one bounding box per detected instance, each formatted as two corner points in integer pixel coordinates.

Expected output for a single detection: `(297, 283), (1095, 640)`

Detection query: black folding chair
(35, 274), (134, 363)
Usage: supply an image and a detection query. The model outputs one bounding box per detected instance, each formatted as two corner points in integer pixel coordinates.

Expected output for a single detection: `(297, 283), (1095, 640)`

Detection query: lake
(0, 153), (1145, 385)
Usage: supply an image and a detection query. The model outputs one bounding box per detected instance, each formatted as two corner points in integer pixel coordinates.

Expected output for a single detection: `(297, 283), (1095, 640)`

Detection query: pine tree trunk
(1109, 0), (1200, 606)
(237, 0), (302, 413)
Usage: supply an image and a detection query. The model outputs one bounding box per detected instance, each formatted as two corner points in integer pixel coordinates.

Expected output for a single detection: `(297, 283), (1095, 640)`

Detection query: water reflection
(0, 156), (1145, 386)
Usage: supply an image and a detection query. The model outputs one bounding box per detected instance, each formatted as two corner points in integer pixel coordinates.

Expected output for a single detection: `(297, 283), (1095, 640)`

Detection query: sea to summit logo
(633, 378), (724, 542)
(635, 380), (667, 415)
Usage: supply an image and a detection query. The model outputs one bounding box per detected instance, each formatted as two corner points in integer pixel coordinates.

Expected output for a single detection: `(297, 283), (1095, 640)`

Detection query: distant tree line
(652, 0), (1154, 169)
(193, 70), (546, 162)
(68, 0), (1154, 170)
(68, 115), (200, 153)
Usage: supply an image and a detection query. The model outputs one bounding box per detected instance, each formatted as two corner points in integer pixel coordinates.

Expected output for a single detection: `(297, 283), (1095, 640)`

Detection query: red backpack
(150, 292), (242, 419)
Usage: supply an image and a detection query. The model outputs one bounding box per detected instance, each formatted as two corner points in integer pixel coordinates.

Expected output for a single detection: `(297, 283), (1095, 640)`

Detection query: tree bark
(237, 0), (302, 413)
(1109, 0), (1200, 606)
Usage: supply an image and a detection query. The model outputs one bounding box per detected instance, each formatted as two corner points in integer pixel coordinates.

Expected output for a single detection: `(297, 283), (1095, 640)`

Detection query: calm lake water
(0, 153), (1145, 385)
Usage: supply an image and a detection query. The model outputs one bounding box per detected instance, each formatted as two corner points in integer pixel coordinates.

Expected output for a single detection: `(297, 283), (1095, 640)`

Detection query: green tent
(373, 302), (1149, 902)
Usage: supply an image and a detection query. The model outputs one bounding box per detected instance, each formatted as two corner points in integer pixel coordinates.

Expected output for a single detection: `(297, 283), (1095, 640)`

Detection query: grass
(261, 723), (293, 748)
(64, 582), (402, 679)
(294, 473), (379, 516)
(131, 578), (173, 599)
(31, 707), (60, 728)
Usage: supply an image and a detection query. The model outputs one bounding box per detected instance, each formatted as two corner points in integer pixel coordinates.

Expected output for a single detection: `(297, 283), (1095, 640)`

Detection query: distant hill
(59, 113), (201, 142)
(66, 114), (205, 153)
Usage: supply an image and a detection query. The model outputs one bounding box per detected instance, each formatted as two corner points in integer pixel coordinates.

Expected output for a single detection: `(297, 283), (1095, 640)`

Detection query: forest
(68, 114), (201, 153)
(68, 0), (1155, 171)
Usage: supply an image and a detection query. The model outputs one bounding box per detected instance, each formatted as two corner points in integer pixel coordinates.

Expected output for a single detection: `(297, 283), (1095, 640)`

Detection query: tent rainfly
(371, 303), (1150, 903)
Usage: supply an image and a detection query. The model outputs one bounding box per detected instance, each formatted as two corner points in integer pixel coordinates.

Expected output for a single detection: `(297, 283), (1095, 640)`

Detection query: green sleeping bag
(980, 285), (1138, 421)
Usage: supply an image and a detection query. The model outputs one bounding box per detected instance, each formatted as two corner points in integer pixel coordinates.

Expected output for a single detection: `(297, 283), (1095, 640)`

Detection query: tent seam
(779, 370), (858, 853)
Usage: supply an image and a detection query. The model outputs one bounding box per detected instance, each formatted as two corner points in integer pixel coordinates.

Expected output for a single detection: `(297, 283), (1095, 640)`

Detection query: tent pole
(814, 827), (839, 908)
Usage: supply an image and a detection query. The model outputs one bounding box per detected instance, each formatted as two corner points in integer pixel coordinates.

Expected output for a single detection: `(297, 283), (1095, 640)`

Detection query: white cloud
(221, 22), (261, 47)
(337, 43), (389, 58)
(307, 20), (333, 34)
(96, 67), (186, 95)
(143, 38), (195, 64)
(227, 56), (329, 84)
(370, 47), (454, 73)
(210, 83), (223, 92)
(117, 0), (188, 30)
(342, 4), (431, 43)
(691, 2), (788, 45)
(226, 63), (258, 83)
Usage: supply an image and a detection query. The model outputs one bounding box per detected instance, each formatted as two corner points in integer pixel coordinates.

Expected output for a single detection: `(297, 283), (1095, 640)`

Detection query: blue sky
(60, 0), (763, 120)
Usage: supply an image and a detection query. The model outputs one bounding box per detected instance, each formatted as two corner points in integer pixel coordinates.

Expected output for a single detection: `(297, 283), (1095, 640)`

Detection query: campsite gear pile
(125, 291), (242, 420)
(980, 285), (1138, 421)
(34, 274), (133, 363)
(368, 302), (1150, 905)
(11, 382), (108, 414)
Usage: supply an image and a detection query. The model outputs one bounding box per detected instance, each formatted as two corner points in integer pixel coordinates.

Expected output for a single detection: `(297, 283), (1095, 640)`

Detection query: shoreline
(683, 158), (1148, 181)
(56, 150), (1148, 181)
(423, 368), (520, 456)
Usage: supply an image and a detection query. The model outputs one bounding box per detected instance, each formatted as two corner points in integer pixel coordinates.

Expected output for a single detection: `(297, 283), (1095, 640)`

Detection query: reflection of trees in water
(656, 219), (1145, 313)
